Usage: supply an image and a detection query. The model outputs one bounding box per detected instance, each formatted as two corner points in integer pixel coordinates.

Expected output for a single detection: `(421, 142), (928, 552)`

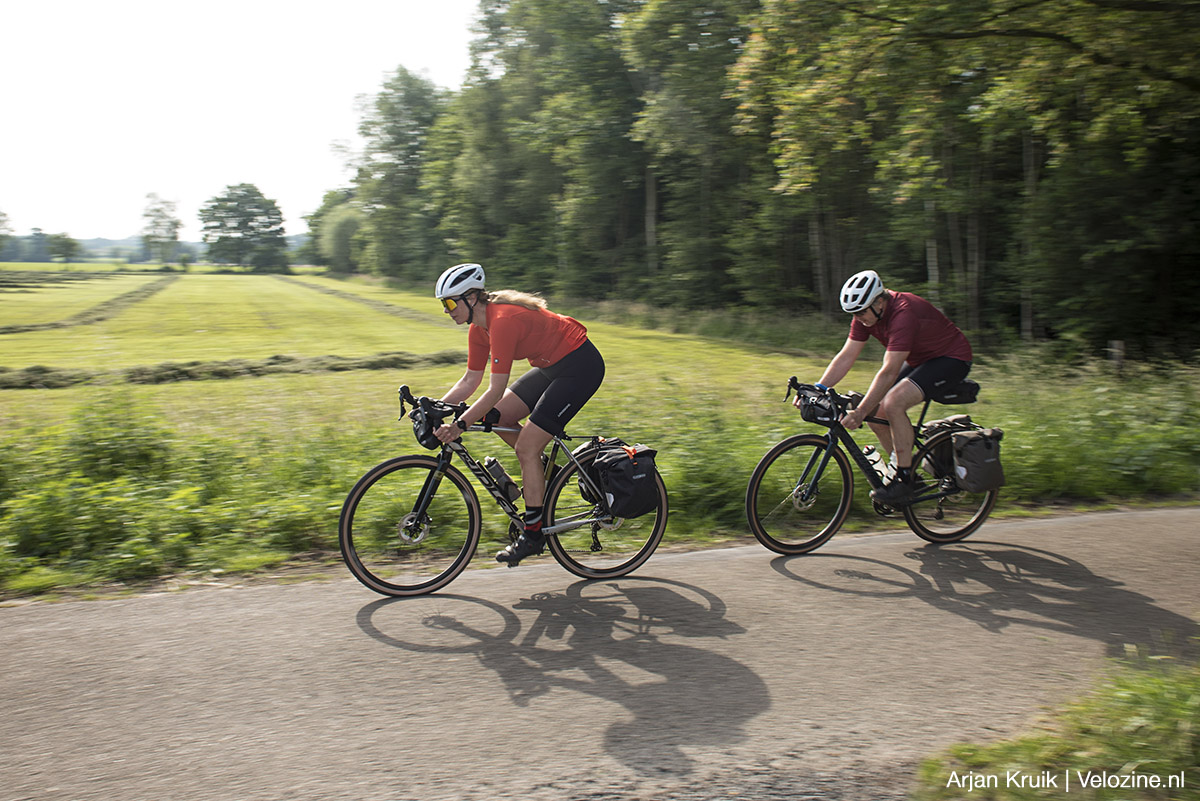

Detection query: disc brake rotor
(398, 512), (429, 544)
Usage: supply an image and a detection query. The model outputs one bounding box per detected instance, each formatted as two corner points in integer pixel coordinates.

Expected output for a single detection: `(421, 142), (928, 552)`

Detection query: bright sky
(0, 0), (478, 243)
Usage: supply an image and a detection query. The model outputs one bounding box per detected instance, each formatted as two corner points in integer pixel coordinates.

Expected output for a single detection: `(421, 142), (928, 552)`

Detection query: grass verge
(914, 657), (1200, 800)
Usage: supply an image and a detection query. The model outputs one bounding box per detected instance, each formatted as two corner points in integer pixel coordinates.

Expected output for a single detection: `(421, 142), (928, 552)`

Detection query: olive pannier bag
(919, 414), (975, 479)
(590, 439), (660, 518)
(951, 428), (1006, 492)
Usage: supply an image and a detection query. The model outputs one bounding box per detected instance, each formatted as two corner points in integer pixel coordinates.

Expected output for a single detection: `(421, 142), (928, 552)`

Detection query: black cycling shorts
(510, 339), (605, 436)
(897, 356), (972, 400)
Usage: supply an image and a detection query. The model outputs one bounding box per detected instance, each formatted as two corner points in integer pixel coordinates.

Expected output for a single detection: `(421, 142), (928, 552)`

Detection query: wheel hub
(398, 512), (429, 544)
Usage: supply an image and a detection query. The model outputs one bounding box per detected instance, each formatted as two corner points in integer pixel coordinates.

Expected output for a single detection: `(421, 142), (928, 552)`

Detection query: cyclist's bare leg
(514, 421), (554, 506)
(867, 420), (895, 457)
(876, 379), (924, 468)
(492, 390), (531, 449)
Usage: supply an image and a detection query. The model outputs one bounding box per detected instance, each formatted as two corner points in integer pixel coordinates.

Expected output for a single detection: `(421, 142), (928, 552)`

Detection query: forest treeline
(301, 0), (1200, 360)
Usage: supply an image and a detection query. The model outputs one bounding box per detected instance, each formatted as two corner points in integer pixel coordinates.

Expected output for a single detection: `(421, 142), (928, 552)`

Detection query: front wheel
(903, 431), (998, 543)
(543, 449), (668, 579)
(339, 455), (482, 596)
(745, 434), (853, 555)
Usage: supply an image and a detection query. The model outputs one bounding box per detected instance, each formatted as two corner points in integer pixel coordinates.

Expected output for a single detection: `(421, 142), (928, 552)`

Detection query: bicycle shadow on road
(354, 577), (769, 777)
(772, 542), (1200, 662)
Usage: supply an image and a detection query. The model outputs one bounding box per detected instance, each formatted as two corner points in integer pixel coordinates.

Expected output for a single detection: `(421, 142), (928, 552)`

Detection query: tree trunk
(644, 165), (658, 276)
(1021, 132), (1041, 341)
(966, 161), (983, 334)
(809, 211), (830, 317)
(924, 198), (940, 307)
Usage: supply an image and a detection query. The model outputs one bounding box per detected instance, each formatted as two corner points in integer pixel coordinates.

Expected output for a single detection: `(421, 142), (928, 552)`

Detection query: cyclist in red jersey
(431, 263), (606, 566)
(798, 270), (973, 506)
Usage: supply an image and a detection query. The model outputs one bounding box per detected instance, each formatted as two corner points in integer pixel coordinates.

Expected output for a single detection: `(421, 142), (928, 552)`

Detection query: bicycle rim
(903, 432), (998, 543)
(544, 451), (668, 579)
(745, 434), (852, 555)
(339, 455), (482, 596)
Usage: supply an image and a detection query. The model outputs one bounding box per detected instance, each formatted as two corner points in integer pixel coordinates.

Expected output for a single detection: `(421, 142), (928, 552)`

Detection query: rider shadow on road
(772, 542), (1199, 662)
(355, 577), (769, 778)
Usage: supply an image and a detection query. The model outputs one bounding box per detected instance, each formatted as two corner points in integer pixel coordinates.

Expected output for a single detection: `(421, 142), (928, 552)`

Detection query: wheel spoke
(904, 432), (997, 543)
(340, 456), (481, 596)
(545, 450), (667, 578)
(746, 435), (851, 555)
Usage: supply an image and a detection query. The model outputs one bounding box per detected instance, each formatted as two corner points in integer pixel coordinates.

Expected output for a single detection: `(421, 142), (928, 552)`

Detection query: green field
(1, 265), (1198, 598)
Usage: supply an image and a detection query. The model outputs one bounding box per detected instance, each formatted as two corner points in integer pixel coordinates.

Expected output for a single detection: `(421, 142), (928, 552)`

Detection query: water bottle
(484, 457), (521, 502)
(863, 446), (887, 479)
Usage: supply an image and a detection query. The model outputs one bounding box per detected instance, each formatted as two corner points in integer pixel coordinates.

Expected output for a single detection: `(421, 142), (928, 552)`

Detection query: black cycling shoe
(870, 477), (921, 507)
(495, 531), (546, 567)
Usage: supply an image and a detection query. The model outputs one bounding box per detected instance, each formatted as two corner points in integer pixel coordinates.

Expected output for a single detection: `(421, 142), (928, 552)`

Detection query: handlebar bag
(951, 428), (1005, 492)
(798, 390), (838, 424)
(410, 407), (443, 450)
(591, 441), (659, 518)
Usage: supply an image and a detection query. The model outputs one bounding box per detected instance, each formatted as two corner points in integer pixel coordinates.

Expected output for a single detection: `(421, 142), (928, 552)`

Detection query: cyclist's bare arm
(435, 370), (511, 444)
(460, 371), (510, 429)
(441, 369), (484, 406)
(817, 336), (867, 389)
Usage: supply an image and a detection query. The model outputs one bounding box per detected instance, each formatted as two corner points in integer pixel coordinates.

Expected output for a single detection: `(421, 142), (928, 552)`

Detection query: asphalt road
(3, 508), (1198, 801)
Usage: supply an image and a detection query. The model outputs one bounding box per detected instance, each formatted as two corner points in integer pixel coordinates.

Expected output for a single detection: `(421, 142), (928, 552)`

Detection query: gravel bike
(745, 377), (999, 554)
(339, 386), (668, 596)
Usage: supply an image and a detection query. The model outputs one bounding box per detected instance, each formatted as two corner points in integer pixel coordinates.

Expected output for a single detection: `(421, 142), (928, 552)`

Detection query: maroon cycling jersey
(850, 290), (972, 366)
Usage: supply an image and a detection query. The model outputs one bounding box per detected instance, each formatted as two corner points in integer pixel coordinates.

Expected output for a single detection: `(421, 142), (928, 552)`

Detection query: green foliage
(199, 183), (289, 271)
(318, 204), (364, 274)
(141, 193), (182, 264)
(324, 0), (1200, 357)
(915, 660), (1200, 800)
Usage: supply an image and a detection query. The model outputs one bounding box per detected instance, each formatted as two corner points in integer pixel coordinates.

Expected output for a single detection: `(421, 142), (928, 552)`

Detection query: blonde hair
(483, 289), (547, 311)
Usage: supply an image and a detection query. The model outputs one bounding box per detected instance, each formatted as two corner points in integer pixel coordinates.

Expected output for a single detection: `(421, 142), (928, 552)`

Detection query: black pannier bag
(951, 428), (1006, 492)
(590, 439), (659, 518)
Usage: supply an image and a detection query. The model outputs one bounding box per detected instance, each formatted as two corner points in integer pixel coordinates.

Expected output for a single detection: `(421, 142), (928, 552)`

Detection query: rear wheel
(339, 455), (482, 596)
(745, 434), (853, 555)
(903, 431), (998, 543)
(543, 449), (668, 579)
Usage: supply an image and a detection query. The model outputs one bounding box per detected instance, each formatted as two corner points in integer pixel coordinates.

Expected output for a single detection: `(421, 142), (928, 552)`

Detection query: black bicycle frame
(813, 395), (951, 502)
(408, 428), (612, 537)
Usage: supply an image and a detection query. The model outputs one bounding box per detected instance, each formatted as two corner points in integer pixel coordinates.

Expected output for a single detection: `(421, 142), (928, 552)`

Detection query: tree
(46, 233), (81, 263)
(354, 67), (446, 279)
(142, 194), (182, 264)
(199, 184), (288, 271)
(318, 204), (364, 273)
(27, 228), (50, 262)
(299, 188), (355, 266)
(0, 210), (11, 255)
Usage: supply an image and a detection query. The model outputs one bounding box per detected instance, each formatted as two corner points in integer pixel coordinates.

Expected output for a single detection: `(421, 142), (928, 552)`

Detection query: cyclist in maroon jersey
(431, 263), (606, 566)
(798, 270), (973, 506)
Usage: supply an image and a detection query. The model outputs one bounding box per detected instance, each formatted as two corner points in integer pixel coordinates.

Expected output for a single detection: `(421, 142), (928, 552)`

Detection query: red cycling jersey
(467, 303), (589, 375)
(850, 290), (972, 365)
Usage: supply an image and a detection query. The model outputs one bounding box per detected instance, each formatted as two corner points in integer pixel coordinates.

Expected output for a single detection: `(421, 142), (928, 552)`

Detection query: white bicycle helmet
(435, 263), (486, 300)
(840, 269), (885, 313)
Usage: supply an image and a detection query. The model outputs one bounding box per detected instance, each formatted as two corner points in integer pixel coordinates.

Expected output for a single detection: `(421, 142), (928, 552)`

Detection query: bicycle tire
(745, 433), (853, 555)
(903, 431), (998, 543)
(339, 455), (482, 596)
(543, 449), (668, 579)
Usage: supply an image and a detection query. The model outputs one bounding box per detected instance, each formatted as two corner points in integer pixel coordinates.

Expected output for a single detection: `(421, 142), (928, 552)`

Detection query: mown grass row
(0, 275), (177, 334)
(0, 350), (465, 390)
